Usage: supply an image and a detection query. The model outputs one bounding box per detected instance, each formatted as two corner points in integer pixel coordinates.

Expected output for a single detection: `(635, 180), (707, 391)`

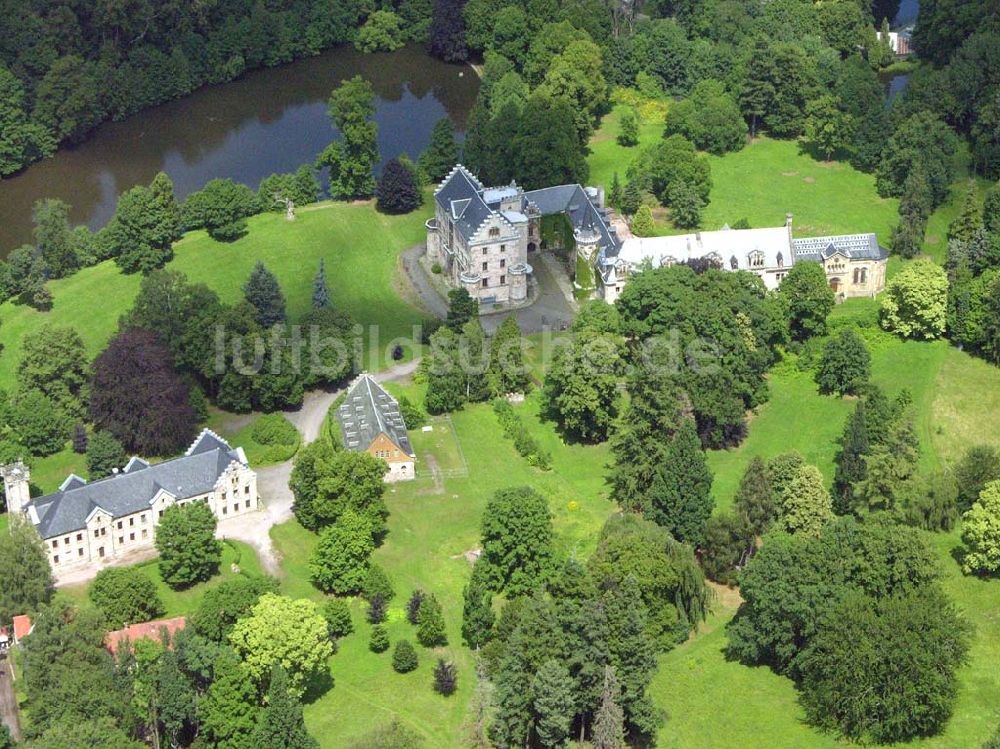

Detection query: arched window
(776, 251), (784, 267)
(748, 251), (765, 268)
(730, 255), (739, 270)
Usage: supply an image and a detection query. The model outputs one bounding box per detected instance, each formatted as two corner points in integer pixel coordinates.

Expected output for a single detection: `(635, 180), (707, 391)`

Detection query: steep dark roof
(524, 185), (621, 259)
(27, 430), (247, 540)
(336, 375), (415, 457)
(434, 166), (494, 242)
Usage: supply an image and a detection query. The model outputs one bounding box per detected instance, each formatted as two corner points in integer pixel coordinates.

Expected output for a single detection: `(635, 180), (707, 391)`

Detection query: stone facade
(3, 430), (258, 576)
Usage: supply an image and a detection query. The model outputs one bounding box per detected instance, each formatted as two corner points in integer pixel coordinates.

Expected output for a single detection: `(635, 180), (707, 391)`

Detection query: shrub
(492, 399), (551, 469)
(416, 594), (447, 647)
(367, 595), (387, 624)
(815, 330), (871, 396)
(431, 262), (442, 274)
(251, 413), (299, 446)
(369, 624), (390, 653)
(406, 590), (426, 625)
(363, 564), (395, 603)
(323, 598), (354, 639)
(392, 640), (419, 673)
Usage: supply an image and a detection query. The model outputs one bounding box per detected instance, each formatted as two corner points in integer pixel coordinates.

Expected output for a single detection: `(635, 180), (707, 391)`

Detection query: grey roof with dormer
(792, 233), (888, 261)
(336, 374), (415, 457)
(434, 166), (495, 242)
(524, 184), (621, 258)
(25, 430), (248, 540)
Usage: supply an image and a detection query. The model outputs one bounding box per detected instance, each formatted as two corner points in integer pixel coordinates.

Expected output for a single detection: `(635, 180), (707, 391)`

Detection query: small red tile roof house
(105, 616), (187, 656)
(12, 615), (33, 645)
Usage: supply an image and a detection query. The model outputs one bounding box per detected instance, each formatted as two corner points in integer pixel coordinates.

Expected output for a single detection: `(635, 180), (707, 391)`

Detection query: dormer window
(489, 227), (500, 238)
(730, 255), (738, 270)
(776, 252), (784, 268)
(748, 251), (765, 268)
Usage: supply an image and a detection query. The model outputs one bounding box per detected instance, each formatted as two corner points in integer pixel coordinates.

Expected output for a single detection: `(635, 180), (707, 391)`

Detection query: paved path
(0, 655), (21, 742)
(401, 243), (577, 335)
(218, 359), (423, 576)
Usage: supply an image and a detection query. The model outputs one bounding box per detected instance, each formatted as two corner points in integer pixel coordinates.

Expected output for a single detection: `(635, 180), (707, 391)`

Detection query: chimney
(785, 213), (793, 228)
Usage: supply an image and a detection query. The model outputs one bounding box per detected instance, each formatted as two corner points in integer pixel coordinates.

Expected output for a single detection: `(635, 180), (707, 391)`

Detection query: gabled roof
(524, 184), (621, 259)
(336, 374), (415, 458)
(792, 233), (887, 261)
(434, 165), (495, 242)
(105, 616), (187, 656)
(25, 429), (249, 540)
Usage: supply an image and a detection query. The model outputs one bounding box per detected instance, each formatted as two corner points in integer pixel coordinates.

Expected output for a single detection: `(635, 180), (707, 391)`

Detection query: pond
(0, 44), (480, 254)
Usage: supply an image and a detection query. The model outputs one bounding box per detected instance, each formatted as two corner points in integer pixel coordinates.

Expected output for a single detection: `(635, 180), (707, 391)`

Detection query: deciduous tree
(961, 480), (1000, 575)
(479, 486), (554, 595)
(543, 332), (624, 443)
(781, 464), (834, 537)
(778, 261), (835, 340)
(319, 76), (378, 200)
(309, 510), (376, 594)
(376, 158), (422, 214)
(0, 515), (53, 623)
(879, 259), (949, 339)
(89, 567), (164, 629)
(816, 329), (871, 396)
(155, 502), (222, 588)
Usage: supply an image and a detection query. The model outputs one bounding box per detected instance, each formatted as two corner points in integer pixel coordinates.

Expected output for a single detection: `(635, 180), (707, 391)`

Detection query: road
(0, 655), (21, 742)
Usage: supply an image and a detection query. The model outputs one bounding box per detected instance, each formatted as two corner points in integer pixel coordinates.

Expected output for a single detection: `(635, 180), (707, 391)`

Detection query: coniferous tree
(416, 593), (448, 647)
(487, 315), (530, 396)
(833, 401), (870, 514)
(425, 326), (467, 414)
(86, 430), (127, 479)
(392, 640), (419, 673)
(609, 172), (623, 209)
(312, 259), (330, 309)
(733, 456), (776, 536)
(462, 565), (496, 648)
(531, 659), (576, 747)
(648, 419), (714, 545)
(407, 589), (426, 625)
(446, 287), (478, 330)
(949, 181), (983, 242)
(433, 658), (458, 695)
(248, 665), (318, 749)
(376, 158), (422, 214)
(619, 180), (643, 216)
(593, 665), (626, 749)
(781, 464), (835, 537)
(366, 595), (387, 624)
(201, 649), (260, 749)
(369, 624), (390, 652)
(243, 261), (286, 328)
(418, 117), (460, 182)
(322, 598), (354, 639)
(0, 515), (54, 623)
(429, 0), (468, 62)
(72, 423), (88, 453)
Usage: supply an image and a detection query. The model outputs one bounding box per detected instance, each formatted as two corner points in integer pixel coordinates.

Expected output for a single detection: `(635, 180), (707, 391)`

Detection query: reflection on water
(0, 44), (479, 254)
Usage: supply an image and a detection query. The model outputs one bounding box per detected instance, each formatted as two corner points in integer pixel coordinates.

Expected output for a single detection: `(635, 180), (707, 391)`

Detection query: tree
(633, 134), (712, 208)
(630, 204), (655, 237)
(531, 659), (576, 747)
(392, 640), (419, 672)
(230, 594), (334, 696)
(407, 590), (426, 625)
(0, 64), (52, 176)
(244, 261), (286, 328)
(182, 178), (257, 241)
(108, 173), (182, 273)
(319, 76), (378, 200)
(363, 564), (395, 604)
(90, 328), (197, 455)
(416, 593), (448, 647)
(248, 664), (319, 749)
(291, 446), (388, 532)
(798, 588), (970, 743)
(876, 112), (959, 207)
(376, 158), (422, 214)
(617, 108), (639, 147)
(446, 287), (478, 331)
(156, 501), (222, 588)
(192, 574), (279, 641)
(418, 118), (459, 183)
(734, 456), (777, 536)
(619, 180), (643, 216)
(702, 512), (754, 584)
(429, 0), (469, 62)
(355, 10), (405, 52)
(950, 182), (984, 243)
(543, 332), (624, 443)
(312, 259), (331, 309)
(804, 95), (854, 161)
(608, 172), (623, 210)
(593, 665), (626, 749)
(29, 718), (144, 749)
(954, 445), (1000, 511)
(369, 624), (390, 652)
(322, 597), (354, 639)
(309, 510), (376, 594)
(72, 424), (88, 454)
(513, 93), (590, 190)
(649, 420), (714, 546)
(961, 480), (1000, 575)
(665, 79), (747, 155)
(33, 56), (102, 144)
(433, 659), (458, 695)
(779, 261), (836, 340)
(9, 389), (70, 456)
(201, 648), (261, 749)
(487, 315), (530, 396)
(479, 486), (554, 595)
(18, 324), (88, 419)
(32, 199), (78, 279)
(462, 566), (496, 648)
(89, 567), (165, 629)
(670, 181), (702, 229)
(0, 515), (53, 623)
(816, 329), (871, 396)
(781, 464), (834, 538)
(880, 259), (949, 339)
(833, 401), (870, 513)
(86, 430), (128, 480)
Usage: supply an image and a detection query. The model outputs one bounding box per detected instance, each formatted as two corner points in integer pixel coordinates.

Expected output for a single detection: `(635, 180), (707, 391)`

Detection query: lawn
(205, 409), (301, 467)
(0, 197), (430, 392)
(271, 388), (617, 748)
(57, 539), (264, 619)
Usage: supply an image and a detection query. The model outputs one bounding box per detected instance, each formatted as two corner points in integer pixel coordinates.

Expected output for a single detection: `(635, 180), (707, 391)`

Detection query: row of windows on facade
(374, 449), (401, 459)
(488, 226), (536, 238)
(482, 275), (507, 288)
(483, 259), (507, 271)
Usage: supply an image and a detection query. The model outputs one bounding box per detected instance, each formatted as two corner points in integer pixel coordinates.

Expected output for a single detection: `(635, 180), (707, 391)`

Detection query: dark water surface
(0, 44), (479, 254)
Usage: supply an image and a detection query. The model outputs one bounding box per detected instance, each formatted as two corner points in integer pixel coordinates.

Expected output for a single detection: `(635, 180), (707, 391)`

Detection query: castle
(426, 165), (888, 305)
(2, 429), (258, 576)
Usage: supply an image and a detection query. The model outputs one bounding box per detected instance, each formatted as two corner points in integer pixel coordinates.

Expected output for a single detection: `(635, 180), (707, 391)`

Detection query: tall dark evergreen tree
(833, 400), (871, 514)
(418, 117), (460, 182)
(733, 456), (776, 536)
(248, 665), (318, 749)
(531, 660), (577, 747)
(243, 261), (287, 328)
(375, 158), (422, 214)
(648, 419), (714, 546)
(312, 258), (330, 309)
(593, 665), (626, 749)
(462, 565), (496, 648)
(429, 0), (469, 62)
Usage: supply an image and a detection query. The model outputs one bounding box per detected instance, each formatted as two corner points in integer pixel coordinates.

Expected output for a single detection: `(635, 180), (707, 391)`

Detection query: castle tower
(1, 461), (31, 517)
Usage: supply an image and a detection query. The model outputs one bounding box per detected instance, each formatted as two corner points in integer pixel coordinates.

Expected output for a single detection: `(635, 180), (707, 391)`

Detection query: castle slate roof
(434, 166), (495, 242)
(26, 430), (248, 540)
(792, 233), (888, 261)
(617, 226), (794, 271)
(524, 185), (621, 258)
(336, 374), (415, 457)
